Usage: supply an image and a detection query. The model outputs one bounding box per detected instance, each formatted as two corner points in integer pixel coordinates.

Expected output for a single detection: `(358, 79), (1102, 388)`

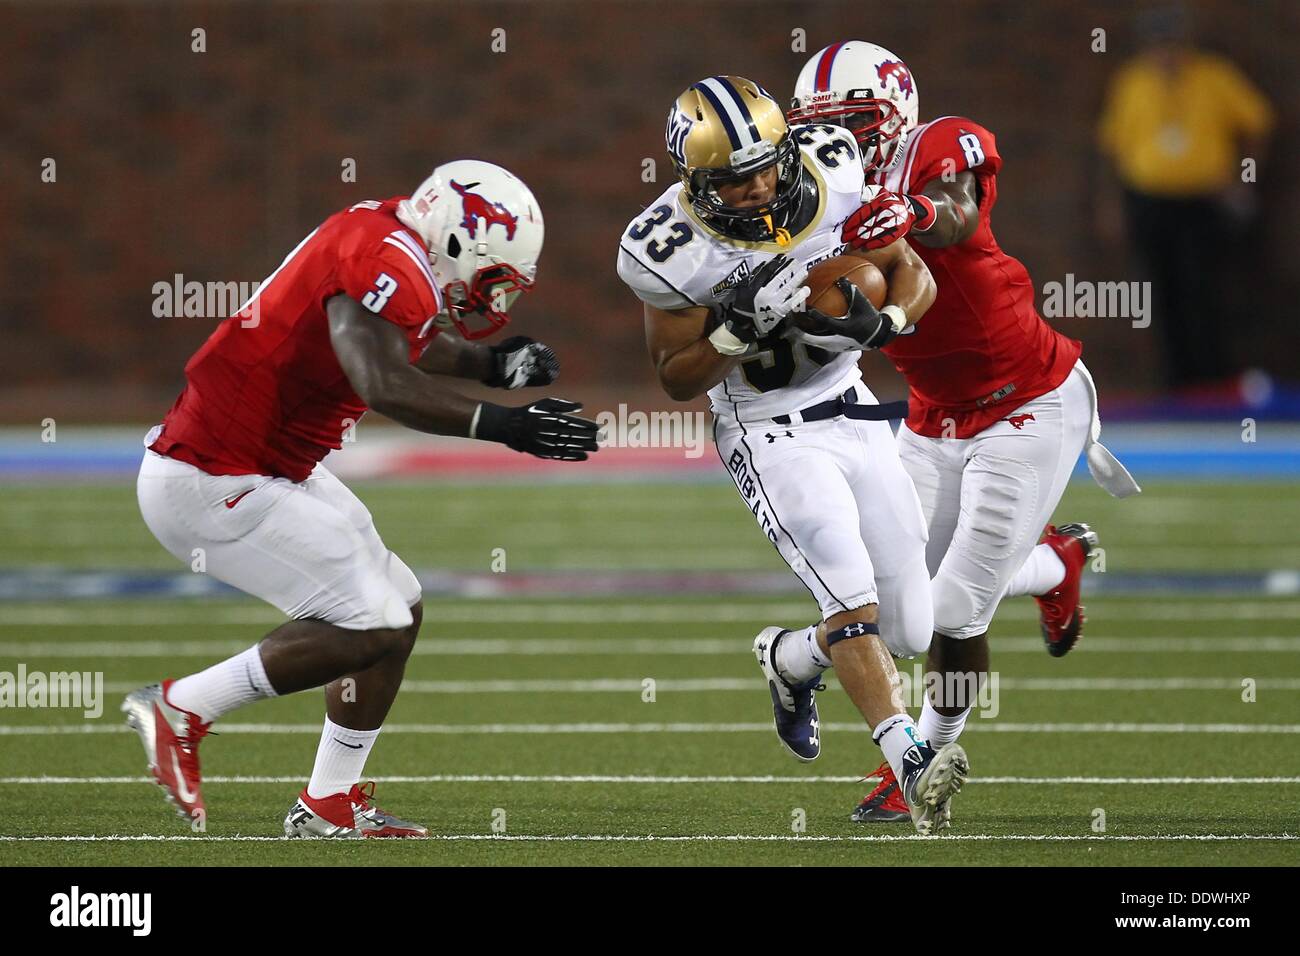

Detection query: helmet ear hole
(447, 235), (461, 258)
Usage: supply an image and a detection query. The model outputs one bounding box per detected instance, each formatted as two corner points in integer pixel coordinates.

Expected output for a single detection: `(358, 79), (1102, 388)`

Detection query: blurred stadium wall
(0, 0), (1293, 424)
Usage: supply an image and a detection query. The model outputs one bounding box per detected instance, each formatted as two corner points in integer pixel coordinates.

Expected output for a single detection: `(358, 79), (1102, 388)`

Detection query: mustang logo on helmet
(876, 60), (914, 98)
(450, 180), (518, 240)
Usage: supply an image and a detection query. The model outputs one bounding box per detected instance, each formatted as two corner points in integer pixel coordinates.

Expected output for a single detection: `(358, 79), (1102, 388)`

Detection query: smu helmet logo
(877, 60), (914, 98)
(450, 180), (518, 240)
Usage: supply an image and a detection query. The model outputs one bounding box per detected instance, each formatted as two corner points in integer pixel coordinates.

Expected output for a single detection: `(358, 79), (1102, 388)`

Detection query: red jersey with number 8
(871, 117), (1081, 438)
(151, 198), (444, 482)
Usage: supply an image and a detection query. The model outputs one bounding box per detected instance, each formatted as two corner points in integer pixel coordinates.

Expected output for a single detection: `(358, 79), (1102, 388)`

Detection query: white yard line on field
(2, 721), (1298, 736)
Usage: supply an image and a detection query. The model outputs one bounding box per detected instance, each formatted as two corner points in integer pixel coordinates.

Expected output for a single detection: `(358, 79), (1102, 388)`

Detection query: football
(796, 255), (887, 328)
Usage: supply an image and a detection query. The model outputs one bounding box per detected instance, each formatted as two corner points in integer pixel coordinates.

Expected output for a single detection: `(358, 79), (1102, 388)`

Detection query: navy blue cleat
(752, 626), (823, 761)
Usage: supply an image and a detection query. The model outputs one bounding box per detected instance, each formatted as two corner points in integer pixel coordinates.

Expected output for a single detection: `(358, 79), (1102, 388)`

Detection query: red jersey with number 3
(871, 116), (1081, 438)
(151, 198), (444, 481)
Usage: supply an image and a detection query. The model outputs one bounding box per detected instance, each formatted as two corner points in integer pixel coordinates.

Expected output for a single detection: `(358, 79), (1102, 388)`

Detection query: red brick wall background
(0, 0), (1293, 422)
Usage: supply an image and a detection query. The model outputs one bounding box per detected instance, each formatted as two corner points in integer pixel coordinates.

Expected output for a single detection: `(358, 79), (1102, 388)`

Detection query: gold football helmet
(665, 76), (804, 241)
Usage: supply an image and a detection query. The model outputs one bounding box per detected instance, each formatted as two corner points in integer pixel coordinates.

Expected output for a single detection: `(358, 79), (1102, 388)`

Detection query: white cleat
(901, 742), (969, 835)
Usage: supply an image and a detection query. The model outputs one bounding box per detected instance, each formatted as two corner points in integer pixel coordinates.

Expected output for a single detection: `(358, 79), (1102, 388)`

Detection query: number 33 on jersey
(617, 122), (873, 422)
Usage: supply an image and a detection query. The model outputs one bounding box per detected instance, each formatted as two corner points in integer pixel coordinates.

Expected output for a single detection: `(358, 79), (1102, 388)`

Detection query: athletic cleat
(1036, 522), (1100, 658)
(121, 680), (211, 822)
(284, 781), (428, 838)
(850, 761), (911, 823)
(900, 741), (969, 835)
(752, 625), (823, 761)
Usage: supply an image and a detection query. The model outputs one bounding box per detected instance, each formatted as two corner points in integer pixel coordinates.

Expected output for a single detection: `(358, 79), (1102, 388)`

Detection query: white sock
(774, 624), (831, 684)
(918, 697), (972, 747)
(307, 717), (381, 799)
(873, 713), (927, 782)
(167, 645), (276, 723)
(1004, 543), (1067, 598)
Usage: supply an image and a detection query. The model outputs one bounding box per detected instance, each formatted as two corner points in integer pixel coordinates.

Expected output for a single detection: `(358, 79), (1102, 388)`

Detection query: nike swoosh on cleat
(171, 750), (197, 804)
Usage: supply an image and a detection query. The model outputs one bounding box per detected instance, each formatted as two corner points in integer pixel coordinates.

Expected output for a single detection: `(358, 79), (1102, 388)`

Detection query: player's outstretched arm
(912, 171), (980, 248)
(644, 303), (739, 402)
(413, 333), (494, 381)
(328, 294), (481, 434)
(416, 333), (561, 390)
(327, 295), (598, 460)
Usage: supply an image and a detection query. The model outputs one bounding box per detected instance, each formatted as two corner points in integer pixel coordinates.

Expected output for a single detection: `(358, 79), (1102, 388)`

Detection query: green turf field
(1, 478), (1298, 865)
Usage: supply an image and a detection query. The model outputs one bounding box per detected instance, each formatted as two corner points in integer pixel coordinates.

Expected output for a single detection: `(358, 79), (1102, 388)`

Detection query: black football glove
(709, 254), (810, 354)
(473, 398), (599, 461)
(483, 336), (560, 389)
(794, 279), (900, 352)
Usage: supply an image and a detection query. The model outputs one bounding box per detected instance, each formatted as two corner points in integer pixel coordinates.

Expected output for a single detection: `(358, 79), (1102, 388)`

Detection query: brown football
(796, 255), (887, 329)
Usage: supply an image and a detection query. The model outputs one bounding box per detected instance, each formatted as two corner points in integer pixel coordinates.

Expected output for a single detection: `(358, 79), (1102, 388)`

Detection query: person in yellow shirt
(1097, 6), (1274, 388)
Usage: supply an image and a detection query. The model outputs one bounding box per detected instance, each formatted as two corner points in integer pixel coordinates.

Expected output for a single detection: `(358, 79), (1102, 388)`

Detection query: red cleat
(850, 762), (911, 823)
(284, 782), (428, 838)
(1035, 523), (1100, 658)
(120, 679), (211, 822)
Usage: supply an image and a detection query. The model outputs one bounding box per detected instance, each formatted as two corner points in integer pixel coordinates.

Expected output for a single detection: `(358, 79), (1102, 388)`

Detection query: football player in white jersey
(616, 76), (968, 833)
(788, 41), (1140, 823)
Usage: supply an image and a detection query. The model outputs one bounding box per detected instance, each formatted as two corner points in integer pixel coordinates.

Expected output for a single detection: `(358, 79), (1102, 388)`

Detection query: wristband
(708, 322), (751, 356)
(907, 194), (938, 233)
(472, 402), (510, 443)
(880, 304), (908, 334)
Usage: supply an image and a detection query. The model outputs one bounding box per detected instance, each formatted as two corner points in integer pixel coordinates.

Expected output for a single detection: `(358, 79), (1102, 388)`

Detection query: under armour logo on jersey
(1006, 413), (1036, 430)
(764, 431), (794, 443)
(450, 180), (517, 240)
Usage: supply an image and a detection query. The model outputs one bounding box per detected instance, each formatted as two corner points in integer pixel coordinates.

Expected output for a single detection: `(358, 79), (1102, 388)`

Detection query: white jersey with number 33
(617, 125), (871, 422)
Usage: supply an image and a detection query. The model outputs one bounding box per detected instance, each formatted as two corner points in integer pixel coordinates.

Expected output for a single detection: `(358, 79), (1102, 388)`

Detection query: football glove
(709, 254), (811, 355)
(472, 398), (600, 461)
(842, 186), (919, 250)
(790, 279), (905, 352)
(483, 336), (560, 389)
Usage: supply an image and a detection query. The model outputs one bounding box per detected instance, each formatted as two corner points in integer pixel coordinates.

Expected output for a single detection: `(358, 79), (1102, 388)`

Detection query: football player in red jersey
(122, 160), (599, 837)
(789, 42), (1140, 822)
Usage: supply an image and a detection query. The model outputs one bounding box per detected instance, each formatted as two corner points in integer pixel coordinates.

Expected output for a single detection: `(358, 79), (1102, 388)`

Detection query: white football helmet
(397, 159), (544, 339)
(789, 41), (919, 173)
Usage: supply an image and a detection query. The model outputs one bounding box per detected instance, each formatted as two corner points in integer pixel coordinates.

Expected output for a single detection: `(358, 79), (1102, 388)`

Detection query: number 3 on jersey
(361, 272), (399, 312)
(629, 204), (694, 263)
